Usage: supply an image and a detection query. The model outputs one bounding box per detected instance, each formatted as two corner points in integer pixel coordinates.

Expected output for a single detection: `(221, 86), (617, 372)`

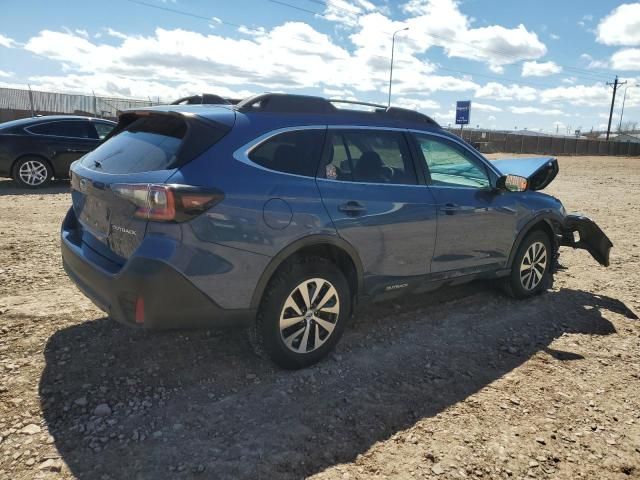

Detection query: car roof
(0, 115), (115, 130)
(129, 97), (443, 133)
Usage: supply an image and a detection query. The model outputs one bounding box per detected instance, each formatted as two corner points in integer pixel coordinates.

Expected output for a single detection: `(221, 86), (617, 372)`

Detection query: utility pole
(618, 84), (637, 133)
(606, 76), (626, 140)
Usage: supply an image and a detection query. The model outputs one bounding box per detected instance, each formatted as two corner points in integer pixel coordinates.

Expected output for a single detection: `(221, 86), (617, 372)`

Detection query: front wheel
(506, 230), (553, 299)
(251, 256), (351, 369)
(13, 156), (53, 188)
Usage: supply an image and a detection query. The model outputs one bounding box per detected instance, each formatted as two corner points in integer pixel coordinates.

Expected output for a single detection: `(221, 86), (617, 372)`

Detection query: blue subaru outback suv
(61, 93), (612, 368)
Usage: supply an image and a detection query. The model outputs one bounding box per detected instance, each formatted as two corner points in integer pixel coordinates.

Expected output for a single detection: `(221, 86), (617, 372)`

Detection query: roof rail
(328, 99), (388, 109)
(236, 93), (337, 113)
(234, 92), (440, 127)
(384, 107), (439, 126)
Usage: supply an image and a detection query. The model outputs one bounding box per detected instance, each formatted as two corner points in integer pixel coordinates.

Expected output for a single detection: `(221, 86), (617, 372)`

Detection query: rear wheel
(13, 156), (52, 188)
(505, 230), (553, 298)
(250, 256), (351, 369)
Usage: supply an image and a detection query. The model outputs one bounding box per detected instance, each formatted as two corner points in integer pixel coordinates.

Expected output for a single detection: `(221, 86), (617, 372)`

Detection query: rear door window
(80, 116), (187, 174)
(248, 129), (326, 177)
(28, 120), (94, 139)
(323, 129), (417, 185)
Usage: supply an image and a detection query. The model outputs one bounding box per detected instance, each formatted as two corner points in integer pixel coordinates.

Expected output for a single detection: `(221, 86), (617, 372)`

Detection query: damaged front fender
(561, 214), (613, 267)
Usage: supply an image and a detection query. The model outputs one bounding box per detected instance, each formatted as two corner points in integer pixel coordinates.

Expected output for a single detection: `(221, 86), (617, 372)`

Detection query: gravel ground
(0, 155), (639, 480)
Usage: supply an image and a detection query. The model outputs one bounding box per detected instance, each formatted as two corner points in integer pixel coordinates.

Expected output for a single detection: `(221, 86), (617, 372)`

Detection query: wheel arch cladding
(507, 215), (560, 269)
(250, 235), (363, 310)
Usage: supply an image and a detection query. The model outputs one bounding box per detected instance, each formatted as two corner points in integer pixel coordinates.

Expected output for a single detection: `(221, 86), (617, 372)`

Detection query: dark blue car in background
(60, 93), (612, 368)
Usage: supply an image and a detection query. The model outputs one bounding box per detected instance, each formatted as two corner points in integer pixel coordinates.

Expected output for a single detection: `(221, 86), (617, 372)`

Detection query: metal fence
(0, 87), (162, 122)
(447, 128), (640, 157)
(1, 87), (639, 156)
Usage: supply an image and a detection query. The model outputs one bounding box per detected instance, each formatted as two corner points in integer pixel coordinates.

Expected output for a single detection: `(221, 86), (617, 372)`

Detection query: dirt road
(0, 155), (639, 479)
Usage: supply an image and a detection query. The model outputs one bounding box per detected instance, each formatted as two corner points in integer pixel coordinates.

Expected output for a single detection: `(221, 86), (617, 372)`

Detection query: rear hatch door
(70, 108), (233, 264)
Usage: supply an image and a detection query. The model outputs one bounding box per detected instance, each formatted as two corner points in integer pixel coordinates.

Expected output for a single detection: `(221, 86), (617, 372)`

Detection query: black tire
(250, 256), (351, 369)
(12, 156), (53, 188)
(505, 229), (553, 299)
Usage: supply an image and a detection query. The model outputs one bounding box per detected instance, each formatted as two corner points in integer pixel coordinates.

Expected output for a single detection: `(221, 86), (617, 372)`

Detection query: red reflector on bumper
(135, 297), (145, 324)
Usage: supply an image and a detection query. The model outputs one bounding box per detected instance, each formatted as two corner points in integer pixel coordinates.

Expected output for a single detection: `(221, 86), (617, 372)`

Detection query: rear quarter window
(248, 129), (326, 177)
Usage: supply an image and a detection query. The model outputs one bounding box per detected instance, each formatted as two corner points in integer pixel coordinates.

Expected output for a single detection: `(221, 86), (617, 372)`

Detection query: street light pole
(618, 84), (638, 133)
(388, 27), (409, 107)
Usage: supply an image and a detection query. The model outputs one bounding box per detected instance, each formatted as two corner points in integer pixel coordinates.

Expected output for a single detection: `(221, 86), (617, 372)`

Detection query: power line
(437, 66), (558, 89)
(124, 0), (242, 28)
(268, 0), (321, 15)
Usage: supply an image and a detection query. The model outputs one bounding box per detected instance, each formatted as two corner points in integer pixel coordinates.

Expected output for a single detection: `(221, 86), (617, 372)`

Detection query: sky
(1, 0), (640, 132)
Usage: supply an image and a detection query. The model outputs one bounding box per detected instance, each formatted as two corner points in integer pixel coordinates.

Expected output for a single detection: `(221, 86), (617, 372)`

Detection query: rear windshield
(81, 116), (187, 174)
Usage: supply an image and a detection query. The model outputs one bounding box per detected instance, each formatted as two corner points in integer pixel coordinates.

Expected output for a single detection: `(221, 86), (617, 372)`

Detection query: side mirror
(496, 174), (528, 192)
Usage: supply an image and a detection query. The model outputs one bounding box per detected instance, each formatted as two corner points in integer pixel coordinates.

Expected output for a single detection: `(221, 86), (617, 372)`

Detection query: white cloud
(611, 48), (640, 70)
(475, 82), (538, 101)
(596, 3), (640, 46)
(105, 28), (128, 40)
(0, 70), (13, 78)
(540, 84), (611, 107)
(549, 33), (560, 40)
(521, 60), (562, 77)
(12, 0), (552, 108)
(394, 97), (440, 112)
(323, 0), (376, 27)
(25, 72), (255, 100)
(509, 106), (564, 116)
(472, 102), (502, 112)
(323, 87), (355, 98)
(578, 14), (594, 28)
(357, 0), (547, 73)
(237, 25), (266, 37)
(580, 53), (609, 69)
(453, 24), (546, 71)
(0, 33), (16, 48)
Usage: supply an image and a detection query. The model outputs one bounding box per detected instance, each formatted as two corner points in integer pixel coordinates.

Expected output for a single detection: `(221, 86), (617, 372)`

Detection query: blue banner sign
(455, 101), (471, 125)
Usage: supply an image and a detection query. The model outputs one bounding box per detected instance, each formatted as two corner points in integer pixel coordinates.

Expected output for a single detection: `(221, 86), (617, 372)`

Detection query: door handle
(440, 203), (462, 215)
(338, 201), (367, 215)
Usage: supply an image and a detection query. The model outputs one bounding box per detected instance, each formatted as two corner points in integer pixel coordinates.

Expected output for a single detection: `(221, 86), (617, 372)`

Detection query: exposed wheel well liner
(507, 214), (562, 269)
(250, 235), (363, 309)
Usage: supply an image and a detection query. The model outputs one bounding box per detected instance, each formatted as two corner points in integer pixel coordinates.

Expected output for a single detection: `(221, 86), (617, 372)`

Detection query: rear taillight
(112, 183), (223, 222)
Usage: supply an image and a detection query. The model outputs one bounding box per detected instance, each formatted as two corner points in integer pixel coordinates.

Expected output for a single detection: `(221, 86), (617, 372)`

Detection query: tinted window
(248, 129), (325, 177)
(324, 130), (417, 185)
(29, 121), (93, 139)
(81, 116), (186, 174)
(414, 135), (490, 188)
(93, 122), (115, 140)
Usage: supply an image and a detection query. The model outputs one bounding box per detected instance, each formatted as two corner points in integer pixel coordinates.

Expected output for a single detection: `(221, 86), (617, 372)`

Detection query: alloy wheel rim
(520, 241), (547, 291)
(279, 278), (340, 354)
(18, 160), (48, 186)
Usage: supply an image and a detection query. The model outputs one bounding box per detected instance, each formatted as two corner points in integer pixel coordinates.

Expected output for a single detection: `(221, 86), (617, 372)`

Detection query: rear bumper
(61, 209), (256, 329)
